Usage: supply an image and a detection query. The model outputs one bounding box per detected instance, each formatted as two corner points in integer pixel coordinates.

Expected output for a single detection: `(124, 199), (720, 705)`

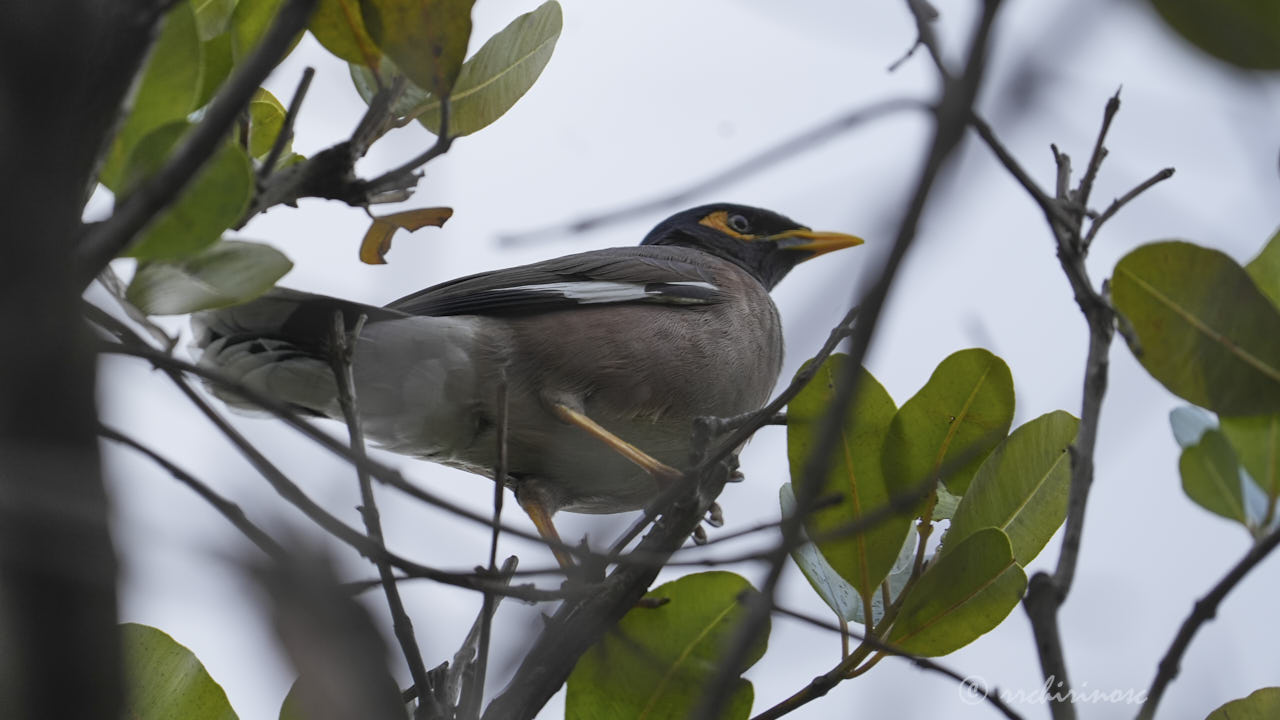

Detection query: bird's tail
(190, 289), (400, 417)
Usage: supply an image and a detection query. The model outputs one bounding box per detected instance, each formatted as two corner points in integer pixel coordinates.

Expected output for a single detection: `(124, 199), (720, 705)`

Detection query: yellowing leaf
(310, 0), (380, 67)
(349, 1), (562, 137)
(359, 207), (453, 264)
(359, 0), (474, 97)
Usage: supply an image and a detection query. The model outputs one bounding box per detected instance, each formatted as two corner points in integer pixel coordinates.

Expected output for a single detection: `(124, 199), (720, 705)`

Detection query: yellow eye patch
(698, 210), (755, 240)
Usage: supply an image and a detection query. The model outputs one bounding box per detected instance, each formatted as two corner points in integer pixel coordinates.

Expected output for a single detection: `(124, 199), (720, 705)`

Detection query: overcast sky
(99, 1), (1280, 718)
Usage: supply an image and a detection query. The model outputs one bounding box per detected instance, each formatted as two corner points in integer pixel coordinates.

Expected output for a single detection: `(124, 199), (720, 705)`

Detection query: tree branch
(695, 3), (1007, 717)
(328, 312), (439, 719)
(500, 99), (927, 246)
(258, 66), (315, 181)
(1136, 524), (1280, 720)
(481, 464), (732, 720)
(99, 424), (287, 559)
(757, 604), (1025, 720)
(91, 331), (588, 565)
(76, 0), (318, 286)
(973, 88), (1172, 720)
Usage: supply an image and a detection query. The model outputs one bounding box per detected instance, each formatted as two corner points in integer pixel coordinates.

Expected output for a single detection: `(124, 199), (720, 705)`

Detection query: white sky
(99, 1), (1280, 718)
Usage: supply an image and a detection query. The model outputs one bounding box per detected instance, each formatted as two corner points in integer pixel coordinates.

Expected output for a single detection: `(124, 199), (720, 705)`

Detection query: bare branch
(92, 335), (590, 565)
(99, 424), (287, 559)
(1082, 167), (1175, 248)
(328, 312), (438, 718)
(481, 464), (732, 720)
(757, 604), (1025, 720)
(900, 0), (948, 77)
(258, 66), (315, 182)
(1137, 524), (1280, 720)
(361, 97), (454, 199)
(695, 3), (1008, 717)
(500, 99), (926, 246)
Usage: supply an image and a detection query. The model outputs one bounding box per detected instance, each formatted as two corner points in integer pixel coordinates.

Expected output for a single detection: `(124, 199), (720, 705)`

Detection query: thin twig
(1082, 167), (1175, 248)
(458, 374), (510, 718)
(902, 0), (948, 78)
(759, 604), (1025, 720)
(168, 370), (546, 599)
(1075, 90), (1121, 220)
(1137, 523), (1280, 720)
(76, 0), (318, 286)
(607, 305), (860, 557)
(258, 66), (315, 181)
(481, 464), (732, 720)
(99, 424), (287, 559)
(328, 312), (438, 719)
(93, 337), (587, 563)
(500, 99), (926, 246)
(973, 91), (1173, 720)
(361, 96), (453, 199)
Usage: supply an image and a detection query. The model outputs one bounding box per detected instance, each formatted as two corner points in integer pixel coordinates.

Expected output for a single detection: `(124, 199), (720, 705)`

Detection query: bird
(191, 203), (863, 567)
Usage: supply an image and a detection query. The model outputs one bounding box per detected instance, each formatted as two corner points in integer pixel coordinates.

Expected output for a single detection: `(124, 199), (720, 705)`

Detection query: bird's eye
(728, 214), (751, 233)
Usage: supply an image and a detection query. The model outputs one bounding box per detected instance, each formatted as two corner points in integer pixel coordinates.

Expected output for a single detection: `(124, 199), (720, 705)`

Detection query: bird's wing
(386, 246), (729, 317)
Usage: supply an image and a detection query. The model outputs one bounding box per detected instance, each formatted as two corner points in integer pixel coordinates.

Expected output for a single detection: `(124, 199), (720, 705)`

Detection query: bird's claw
(705, 502), (725, 528)
(692, 525), (708, 545)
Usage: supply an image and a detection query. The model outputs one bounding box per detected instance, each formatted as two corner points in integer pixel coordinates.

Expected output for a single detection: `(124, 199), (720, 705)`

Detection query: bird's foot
(705, 502), (725, 528)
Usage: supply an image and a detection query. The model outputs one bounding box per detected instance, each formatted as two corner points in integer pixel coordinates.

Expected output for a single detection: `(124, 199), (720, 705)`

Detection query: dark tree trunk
(0, 3), (164, 717)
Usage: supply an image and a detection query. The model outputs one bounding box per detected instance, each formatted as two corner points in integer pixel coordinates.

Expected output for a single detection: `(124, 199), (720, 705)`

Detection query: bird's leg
(514, 490), (578, 571)
(549, 403), (684, 485)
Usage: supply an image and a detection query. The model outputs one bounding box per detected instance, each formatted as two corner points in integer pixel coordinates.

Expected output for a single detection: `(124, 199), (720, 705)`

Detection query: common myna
(192, 203), (863, 566)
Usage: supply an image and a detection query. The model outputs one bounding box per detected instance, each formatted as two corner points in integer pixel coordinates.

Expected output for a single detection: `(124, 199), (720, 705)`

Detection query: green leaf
(566, 572), (767, 720)
(195, 30), (235, 109)
(100, 1), (203, 189)
(1245, 227), (1280, 309)
(121, 123), (254, 260)
(1170, 405), (1218, 448)
(122, 622), (239, 720)
(946, 411), (1079, 566)
(786, 355), (909, 601)
(359, 0), (474, 97)
(781, 484), (916, 626)
(887, 528), (1027, 657)
(279, 679), (304, 720)
(781, 483), (861, 622)
(230, 0), (302, 61)
(1112, 241), (1280, 416)
(194, 0), (239, 40)
(1205, 687), (1280, 720)
(1148, 0), (1280, 70)
(127, 240), (292, 315)
(882, 348), (1015, 496)
(248, 88), (287, 160)
(1220, 414), (1280, 503)
(1180, 429), (1249, 524)
(350, 0), (562, 136)
(932, 481), (962, 520)
(311, 0), (381, 65)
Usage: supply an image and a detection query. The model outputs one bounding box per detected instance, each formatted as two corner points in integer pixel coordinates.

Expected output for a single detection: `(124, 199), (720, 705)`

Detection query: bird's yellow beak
(771, 228), (865, 257)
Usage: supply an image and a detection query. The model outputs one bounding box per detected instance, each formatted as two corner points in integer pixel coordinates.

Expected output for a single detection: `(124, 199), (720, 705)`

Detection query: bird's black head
(640, 203), (863, 290)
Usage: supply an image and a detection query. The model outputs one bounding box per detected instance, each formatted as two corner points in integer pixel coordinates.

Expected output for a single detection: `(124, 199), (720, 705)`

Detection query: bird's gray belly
(466, 300), (783, 513)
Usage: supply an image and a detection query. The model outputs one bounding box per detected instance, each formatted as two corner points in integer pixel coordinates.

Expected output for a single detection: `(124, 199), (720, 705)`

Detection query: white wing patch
(506, 280), (718, 305)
